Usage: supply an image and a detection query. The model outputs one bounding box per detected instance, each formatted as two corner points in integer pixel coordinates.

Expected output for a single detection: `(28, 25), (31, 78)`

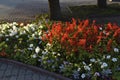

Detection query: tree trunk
(97, 0), (107, 8)
(48, 0), (62, 20)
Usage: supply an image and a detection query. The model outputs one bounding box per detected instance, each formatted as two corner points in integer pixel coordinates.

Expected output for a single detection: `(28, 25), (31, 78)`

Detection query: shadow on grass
(60, 3), (120, 25)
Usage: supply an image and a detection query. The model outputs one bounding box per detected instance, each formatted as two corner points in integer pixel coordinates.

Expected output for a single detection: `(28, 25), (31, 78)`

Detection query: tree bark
(48, 0), (62, 20)
(97, 0), (107, 8)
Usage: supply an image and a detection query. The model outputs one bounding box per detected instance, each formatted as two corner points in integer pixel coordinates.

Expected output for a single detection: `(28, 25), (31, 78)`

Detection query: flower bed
(0, 19), (120, 80)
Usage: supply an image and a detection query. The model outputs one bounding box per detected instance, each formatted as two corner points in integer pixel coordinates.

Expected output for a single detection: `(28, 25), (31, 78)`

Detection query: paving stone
(0, 62), (2, 66)
(11, 65), (19, 76)
(39, 74), (48, 80)
(32, 73), (40, 80)
(0, 70), (4, 78)
(24, 74), (33, 80)
(47, 76), (56, 80)
(0, 62), (61, 80)
(9, 76), (17, 80)
(0, 77), (3, 80)
(25, 70), (34, 75)
(19, 68), (26, 76)
(4, 64), (13, 77)
(17, 75), (25, 80)
(0, 63), (8, 70)
(3, 77), (13, 80)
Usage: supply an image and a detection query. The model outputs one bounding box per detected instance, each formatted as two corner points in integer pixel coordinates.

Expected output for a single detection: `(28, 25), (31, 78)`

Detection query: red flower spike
(107, 39), (113, 52)
(97, 36), (102, 44)
(0, 49), (7, 57)
(83, 19), (89, 27)
(78, 39), (86, 48)
(113, 28), (120, 38)
(106, 23), (113, 31)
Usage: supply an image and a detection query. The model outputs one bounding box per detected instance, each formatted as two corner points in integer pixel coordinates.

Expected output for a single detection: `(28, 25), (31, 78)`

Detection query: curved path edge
(0, 58), (72, 80)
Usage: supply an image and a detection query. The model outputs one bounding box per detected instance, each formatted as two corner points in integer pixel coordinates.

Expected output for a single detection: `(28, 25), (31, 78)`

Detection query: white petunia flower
(101, 62), (108, 68)
(39, 25), (44, 29)
(15, 35), (19, 38)
(90, 58), (95, 62)
(59, 64), (64, 69)
(13, 26), (17, 31)
(112, 58), (117, 62)
(38, 31), (42, 35)
(72, 71), (80, 79)
(94, 72), (100, 76)
(9, 31), (17, 36)
(114, 48), (119, 53)
(20, 23), (24, 26)
(77, 68), (81, 71)
(52, 52), (56, 55)
(42, 51), (47, 55)
(99, 27), (103, 30)
(46, 43), (51, 46)
(81, 73), (85, 79)
(35, 46), (40, 54)
(6, 38), (9, 41)
(82, 61), (86, 65)
(28, 48), (33, 50)
(84, 66), (90, 71)
(13, 22), (18, 25)
(106, 55), (111, 59)
(89, 64), (92, 66)
(24, 26), (29, 32)
(103, 30), (106, 34)
(57, 53), (61, 56)
(32, 33), (35, 37)
(32, 54), (37, 58)
(29, 44), (34, 48)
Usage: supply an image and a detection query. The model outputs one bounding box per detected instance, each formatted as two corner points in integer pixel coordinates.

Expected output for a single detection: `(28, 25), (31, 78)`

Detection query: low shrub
(0, 19), (120, 80)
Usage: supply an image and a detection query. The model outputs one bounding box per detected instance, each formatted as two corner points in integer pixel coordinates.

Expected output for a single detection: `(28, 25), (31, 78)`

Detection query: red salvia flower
(78, 39), (86, 48)
(113, 28), (120, 38)
(107, 39), (113, 52)
(42, 19), (120, 54)
(83, 19), (89, 27)
(0, 49), (7, 57)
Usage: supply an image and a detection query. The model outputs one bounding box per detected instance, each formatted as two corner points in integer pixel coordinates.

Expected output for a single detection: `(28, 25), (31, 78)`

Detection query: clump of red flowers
(43, 18), (120, 54)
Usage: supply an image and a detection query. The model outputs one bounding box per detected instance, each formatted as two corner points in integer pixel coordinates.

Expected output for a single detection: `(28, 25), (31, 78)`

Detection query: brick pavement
(0, 62), (56, 80)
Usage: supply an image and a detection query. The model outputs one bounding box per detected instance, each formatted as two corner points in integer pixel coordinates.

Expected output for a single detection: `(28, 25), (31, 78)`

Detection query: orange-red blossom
(42, 19), (120, 54)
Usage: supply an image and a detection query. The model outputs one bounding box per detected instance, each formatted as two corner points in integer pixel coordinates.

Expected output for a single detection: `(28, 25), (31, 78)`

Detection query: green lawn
(69, 3), (120, 19)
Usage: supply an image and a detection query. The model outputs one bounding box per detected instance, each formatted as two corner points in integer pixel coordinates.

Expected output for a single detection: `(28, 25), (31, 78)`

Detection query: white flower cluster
(114, 48), (119, 53)
(0, 22), (44, 59)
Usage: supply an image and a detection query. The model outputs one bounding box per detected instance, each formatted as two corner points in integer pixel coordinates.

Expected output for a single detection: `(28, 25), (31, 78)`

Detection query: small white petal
(29, 44), (34, 48)
(94, 72), (100, 76)
(90, 58), (95, 62)
(6, 38), (9, 41)
(99, 27), (103, 30)
(84, 66), (90, 71)
(35, 46), (40, 54)
(106, 55), (111, 59)
(112, 58), (117, 62)
(15, 35), (19, 38)
(81, 73), (85, 79)
(101, 62), (108, 68)
(114, 48), (119, 53)
(32, 54), (37, 58)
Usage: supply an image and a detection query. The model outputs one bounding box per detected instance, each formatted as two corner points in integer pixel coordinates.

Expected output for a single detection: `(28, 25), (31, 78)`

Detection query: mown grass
(69, 3), (120, 19)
